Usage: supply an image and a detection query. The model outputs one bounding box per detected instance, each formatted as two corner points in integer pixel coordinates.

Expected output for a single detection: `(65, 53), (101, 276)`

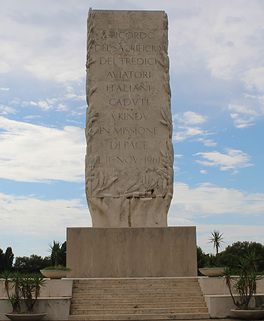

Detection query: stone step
(69, 312), (210, 320)
(71, 302), (207, 309)
(70, 278), (208, 320)
(72, 287), (202, 293)
(73, 280), (199, 285)
(73, 279), (199, 283)
(72, 292), (203, 297)
(72, 295), (202, 300)
(71, 307), (209, 314)
(71, 305), (207, 310)
(72, 287), (202, 291)
(72, 286), (201, 291)
(71, 302), (206, 308)
(71, 301), (205, 307)
(71, 297), (205, 304)
(72, 293), (204, 298)
(72, 295), (203, 302)
(73, 279), (200, 286)
(73, 286), (200, 291)
(73, 278), (198, 282)
(73, 282), (199, 288)
(73, 290), (201, 295)
(73, 286), (201, 291)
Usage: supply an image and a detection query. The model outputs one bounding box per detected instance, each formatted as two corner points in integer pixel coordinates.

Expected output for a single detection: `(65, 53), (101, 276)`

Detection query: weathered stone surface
(85, 10), (173, 227)
(67, 227), (197, 277)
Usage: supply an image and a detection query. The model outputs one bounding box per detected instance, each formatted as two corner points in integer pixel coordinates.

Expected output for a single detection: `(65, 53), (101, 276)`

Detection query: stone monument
(67, 9), (197, 278)
(85, 10), (173, 227)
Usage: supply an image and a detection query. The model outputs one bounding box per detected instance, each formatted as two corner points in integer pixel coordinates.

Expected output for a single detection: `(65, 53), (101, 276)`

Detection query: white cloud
(0, 1), (261, 84)
(0, 62), (10, 73)
(228, 102), (263, 128)
(170, 1), (264, 80)
(177, 111), (207, 126)
(24, 52), (84, 83)
(195, 137), (217, 147)
(195, 148), (252, 172)
(23, 115), (41, 120)
(0, 192), (89, 235)
(0, 87), (10, 91)
(168, 182), (264, 224)
(230, 113), (255, 128)
(168, 1), (264, 127)
(20, 86), (86, 113)
(173, 2), (264, 133)
(0, 105), (16, 115)
(174, 154), (183, 159)
(243, 67), (264, 92)
(0, 116), (85, 182)
(0, 0), (262, 99)
(29, 100), (52, 111)
(228, 103), (257, 116)
(25, 98), (69, 112)
(174, 111), (216, 146)
(174, 126), (205, 142)
(168, 181), (264, 251)
(0, 1), (87, 83)
(0, 192), (90, 256)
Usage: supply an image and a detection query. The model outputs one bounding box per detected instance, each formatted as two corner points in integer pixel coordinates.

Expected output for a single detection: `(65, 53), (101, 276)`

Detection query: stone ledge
(0, 298), (71, 321)
(0, 279), (73, 298)
(204, 294), (264, 318)
(0, 297), (71, 300)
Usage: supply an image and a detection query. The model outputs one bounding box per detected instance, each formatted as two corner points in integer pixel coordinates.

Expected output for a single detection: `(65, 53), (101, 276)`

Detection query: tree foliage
(4, 247), (14, 270)
(1, 241), (67, 273)
(3, 272), (45, 313)
(0, 248), (4, 271)
(14, 255), (51, 273)
(225, 253), (261, 309)
(50, 241), (66, 267)
(197, 249), (221, 269)
(218, 241), (264, 272)
(198, 241), (264, 273)
(0, 246), (14, 271)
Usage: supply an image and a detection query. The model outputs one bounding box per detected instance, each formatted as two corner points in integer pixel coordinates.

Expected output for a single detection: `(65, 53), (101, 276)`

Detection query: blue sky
(0, 0), (264, 257)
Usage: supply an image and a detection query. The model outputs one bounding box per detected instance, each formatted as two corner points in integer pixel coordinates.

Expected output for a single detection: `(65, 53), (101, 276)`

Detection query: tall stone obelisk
(85, 10), (173, 227)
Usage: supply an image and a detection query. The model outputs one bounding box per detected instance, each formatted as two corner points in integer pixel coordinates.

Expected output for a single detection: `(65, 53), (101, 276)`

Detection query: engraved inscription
(99, 56), (158, 66)
(106, 71), (151, 79)
(111, 111), (147, 121)
(106, 83), (151, 93)
(85, 10), (173, 227)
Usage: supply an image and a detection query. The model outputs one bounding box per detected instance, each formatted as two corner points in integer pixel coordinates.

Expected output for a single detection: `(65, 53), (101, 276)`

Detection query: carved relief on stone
(85, 10), (173, 227)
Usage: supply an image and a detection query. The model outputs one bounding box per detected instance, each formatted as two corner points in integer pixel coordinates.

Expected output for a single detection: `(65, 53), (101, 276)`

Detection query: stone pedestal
(85, 10), (173, 227)
(67, 227), (197, 278)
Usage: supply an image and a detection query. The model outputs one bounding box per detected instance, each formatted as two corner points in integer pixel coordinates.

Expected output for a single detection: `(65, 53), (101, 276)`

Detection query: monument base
(67, 227), (197, 278)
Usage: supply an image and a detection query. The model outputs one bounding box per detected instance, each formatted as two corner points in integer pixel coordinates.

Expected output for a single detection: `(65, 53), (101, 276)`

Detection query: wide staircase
(69, 277), (209, 320)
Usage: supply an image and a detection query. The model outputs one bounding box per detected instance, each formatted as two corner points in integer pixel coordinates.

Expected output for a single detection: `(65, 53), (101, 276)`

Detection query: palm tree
(209, 230), (224, 255)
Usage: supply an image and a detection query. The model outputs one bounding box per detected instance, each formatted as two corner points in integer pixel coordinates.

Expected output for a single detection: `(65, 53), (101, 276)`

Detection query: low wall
(0, 279), (72, 321)
(199, 276), (264, 295)
(204, 294), (264, 318)
(199, 277), (264, 318)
